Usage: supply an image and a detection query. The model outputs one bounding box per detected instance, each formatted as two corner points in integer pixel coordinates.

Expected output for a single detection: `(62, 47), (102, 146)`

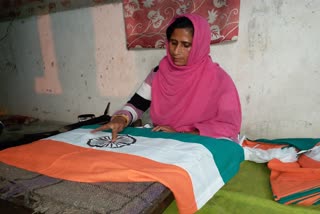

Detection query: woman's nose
(173, 44), (182, 54)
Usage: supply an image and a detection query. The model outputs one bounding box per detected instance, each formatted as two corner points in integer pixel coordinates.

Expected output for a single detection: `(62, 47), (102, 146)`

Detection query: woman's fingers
(152, 125), (176, 133)
(111, 128), (119, 142)
(91, 119), (126, 142)
(152, 126), (161, 132)
(91, 123), (111, 133)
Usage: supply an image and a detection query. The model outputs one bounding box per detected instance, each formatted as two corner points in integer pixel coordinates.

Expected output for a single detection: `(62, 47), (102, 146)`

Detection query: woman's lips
(173, 58), (182, 62)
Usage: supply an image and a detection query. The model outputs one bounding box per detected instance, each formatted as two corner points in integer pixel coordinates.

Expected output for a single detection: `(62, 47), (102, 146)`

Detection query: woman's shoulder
(153, 65), (159, 72)
(210, 63), (230, 78)
(210, 63), (237, 87)
(144, 65), (159, 85)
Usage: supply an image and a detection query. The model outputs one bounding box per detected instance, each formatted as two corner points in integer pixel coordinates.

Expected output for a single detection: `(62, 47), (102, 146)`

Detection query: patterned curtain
(123, 0), (240, 49)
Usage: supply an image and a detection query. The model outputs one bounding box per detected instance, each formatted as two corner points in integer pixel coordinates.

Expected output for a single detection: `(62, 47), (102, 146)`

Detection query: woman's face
(168, 28), (193, 66)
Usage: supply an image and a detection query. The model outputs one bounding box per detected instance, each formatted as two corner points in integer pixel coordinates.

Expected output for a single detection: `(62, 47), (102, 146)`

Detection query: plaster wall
(0, 0), (319, 139)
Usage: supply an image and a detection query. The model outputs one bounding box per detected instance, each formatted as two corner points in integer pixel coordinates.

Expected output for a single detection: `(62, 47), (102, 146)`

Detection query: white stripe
(305, 145), (320, 161)
(47, 128), (224, 209)
(122, 105), (138, 122)
(136, 82), (151, 100)
(244, 147), (297, 163)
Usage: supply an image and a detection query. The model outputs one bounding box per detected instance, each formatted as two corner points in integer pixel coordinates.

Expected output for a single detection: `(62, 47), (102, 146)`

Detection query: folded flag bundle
(242, 138), (320, 206)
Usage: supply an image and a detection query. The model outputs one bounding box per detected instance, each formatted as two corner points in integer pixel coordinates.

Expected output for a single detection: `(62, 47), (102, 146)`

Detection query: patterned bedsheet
(0, 162), (171, 214)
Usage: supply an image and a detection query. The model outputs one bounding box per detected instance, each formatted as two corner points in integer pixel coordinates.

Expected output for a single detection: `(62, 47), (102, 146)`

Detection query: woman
(92, 13), (242, 142)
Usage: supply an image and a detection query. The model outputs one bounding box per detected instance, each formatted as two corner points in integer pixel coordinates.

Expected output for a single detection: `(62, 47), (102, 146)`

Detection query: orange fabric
(268, 159), (320, 203)
(299, 154), (320, 168)
(242, 139), (287, 150)
(0, 139), (197, 214)
(285, 192), (320, 205)
(296, 194), (320, 205)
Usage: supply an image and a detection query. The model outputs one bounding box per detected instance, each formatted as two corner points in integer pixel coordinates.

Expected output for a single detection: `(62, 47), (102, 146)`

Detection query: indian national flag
(0, 125), (244, 214)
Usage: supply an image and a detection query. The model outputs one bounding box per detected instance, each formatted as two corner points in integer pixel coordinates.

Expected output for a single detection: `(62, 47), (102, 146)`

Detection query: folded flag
(242, 139), (320, 206)
(268, 157), (320, 205)
(0, 125), (244, 214)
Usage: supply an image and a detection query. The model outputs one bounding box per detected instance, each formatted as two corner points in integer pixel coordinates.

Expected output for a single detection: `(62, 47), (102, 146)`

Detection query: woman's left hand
(152, 125), (177, 133)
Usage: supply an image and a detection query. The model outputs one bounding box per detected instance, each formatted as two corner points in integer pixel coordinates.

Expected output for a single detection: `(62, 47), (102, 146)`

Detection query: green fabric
(164, 161), (320, 214)
(253, 138), (320, 150)
(82, 125), (244, 183)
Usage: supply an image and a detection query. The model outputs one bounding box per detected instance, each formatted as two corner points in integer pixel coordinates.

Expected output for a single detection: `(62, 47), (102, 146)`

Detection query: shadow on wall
(0, 0), (122, 22)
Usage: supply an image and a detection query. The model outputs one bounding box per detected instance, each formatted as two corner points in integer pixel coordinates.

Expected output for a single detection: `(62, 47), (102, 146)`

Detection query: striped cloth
(0, 125), (244, 214)
(242, 139), (320, 206)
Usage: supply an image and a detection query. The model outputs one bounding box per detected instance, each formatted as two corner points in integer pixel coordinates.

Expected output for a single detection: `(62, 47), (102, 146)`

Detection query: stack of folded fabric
(242, 138), (320, 205)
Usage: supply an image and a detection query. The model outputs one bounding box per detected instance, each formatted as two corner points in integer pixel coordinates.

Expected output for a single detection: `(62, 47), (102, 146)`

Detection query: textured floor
(0, 198), (33, 214)
(0, 118), (66, 214)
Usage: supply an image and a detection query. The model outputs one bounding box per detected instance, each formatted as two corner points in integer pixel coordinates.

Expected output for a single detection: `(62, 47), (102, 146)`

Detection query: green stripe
(291, 193), (320, 205)
(253, 138), (320, 150)
(277, 187), (320, 204)
(82, 125), (244, 183)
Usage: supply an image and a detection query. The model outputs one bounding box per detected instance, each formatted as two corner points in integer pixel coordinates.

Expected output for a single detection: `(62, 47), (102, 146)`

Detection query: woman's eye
(183, 42), (192, 48)
(170, 41), (177, 46)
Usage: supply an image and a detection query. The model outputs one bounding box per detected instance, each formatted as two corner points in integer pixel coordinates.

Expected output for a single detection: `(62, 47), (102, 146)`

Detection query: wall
(0, 0), (120, 21)
(0, 0), (319, 139)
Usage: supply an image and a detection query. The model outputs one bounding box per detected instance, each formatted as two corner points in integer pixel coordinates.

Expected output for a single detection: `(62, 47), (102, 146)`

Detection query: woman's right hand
(91, 116), (128, 142)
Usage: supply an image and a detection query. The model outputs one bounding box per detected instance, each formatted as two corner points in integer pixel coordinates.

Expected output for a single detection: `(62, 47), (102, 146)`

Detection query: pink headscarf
(150, 14), (241, 140)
